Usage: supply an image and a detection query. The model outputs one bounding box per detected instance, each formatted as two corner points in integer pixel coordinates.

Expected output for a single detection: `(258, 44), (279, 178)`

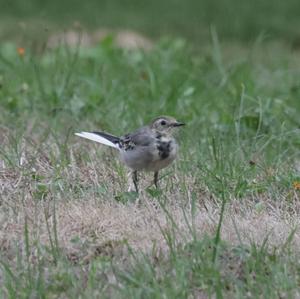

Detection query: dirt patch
(1, 191), (299, 264)
(47, 29), (153, 50)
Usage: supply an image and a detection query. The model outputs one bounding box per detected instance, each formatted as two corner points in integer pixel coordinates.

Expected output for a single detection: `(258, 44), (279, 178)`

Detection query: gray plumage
(75, 116), (184, 192)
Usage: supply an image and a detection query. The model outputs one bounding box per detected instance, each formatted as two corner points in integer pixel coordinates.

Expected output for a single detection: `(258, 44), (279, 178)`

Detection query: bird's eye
(160, 120), (166, 126)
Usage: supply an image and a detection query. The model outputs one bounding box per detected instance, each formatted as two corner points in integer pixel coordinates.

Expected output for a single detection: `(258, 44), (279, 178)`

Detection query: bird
(75, 116), (185, 192)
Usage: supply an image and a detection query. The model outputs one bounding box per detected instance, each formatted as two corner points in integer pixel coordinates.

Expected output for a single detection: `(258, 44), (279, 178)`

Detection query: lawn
(1, 2), (300, 297)
(1, 0), (300, 44)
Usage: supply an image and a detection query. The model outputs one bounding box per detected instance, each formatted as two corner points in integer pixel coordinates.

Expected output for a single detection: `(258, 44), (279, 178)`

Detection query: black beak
(173, 121), (185, 127)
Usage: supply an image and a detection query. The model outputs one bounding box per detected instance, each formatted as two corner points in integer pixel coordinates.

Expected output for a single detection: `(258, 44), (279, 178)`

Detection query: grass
(1, 32), (300, 298)
(1, 0), (300, 45)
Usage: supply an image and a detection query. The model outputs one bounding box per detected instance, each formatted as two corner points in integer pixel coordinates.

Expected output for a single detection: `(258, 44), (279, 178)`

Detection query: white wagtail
(75, 116), (185, 192)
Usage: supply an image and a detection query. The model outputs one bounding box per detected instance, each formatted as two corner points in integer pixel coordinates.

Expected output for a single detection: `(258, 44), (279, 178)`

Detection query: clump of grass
(112, 233), (300, 298)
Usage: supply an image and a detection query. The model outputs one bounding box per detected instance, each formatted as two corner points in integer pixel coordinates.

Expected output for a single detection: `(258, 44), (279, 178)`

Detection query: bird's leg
(154, 171), (159, 189)
(128, 170), (139, 193)
(133, 170), (139, 193)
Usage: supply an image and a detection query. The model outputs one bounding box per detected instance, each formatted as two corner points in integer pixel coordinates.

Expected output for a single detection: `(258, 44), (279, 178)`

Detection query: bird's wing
(121, 127), (155, 147)
(75, 132), (119, 149)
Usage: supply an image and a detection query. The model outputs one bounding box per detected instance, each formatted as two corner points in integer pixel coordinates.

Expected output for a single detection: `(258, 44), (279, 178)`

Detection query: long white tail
(75, 132), (118, 149)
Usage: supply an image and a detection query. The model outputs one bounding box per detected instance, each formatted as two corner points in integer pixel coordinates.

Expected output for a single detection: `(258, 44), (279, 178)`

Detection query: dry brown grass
(1, 138), (300, 266)
(1, 195), (299, 261)
(0, 130), (299, 266)
(0, 126), (300, 298)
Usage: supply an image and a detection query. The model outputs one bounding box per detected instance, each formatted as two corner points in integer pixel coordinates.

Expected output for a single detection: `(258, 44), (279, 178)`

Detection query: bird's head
(150, 116), (185, 134)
